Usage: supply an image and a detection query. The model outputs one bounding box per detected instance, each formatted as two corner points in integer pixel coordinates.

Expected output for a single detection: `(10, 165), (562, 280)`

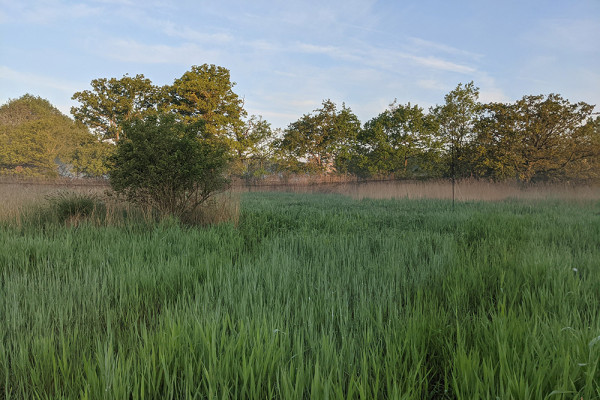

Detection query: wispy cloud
(293, 41), (477, 75)
(1, 0), (101, 24)
(407, 37), (483, 60)
(402, 54), (476, 74)
(0, 66), (81, 94)
(165, 26), (233, 44)
(97, 39), (222, 65)
(272, 70), (297, 78)
(294, 43), (361, 63)
(148, 20), (234, 44)
(296, 43), (340, 55)
(247, 40), (280, 52)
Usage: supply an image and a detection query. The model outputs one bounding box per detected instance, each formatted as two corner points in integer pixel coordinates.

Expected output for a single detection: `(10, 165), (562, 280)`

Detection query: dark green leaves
(108, 114), (230, 219)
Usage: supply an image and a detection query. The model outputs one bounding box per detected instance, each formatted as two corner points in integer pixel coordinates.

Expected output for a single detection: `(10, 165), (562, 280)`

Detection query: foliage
(71, 74), (158, 142)
(278, 100), (361, 172)
(1, 192), (600, 398)
(71, 66), (260, 175)
(69, 139), (114, 177)
(430, 82), (481, 178)
(230, 115), (276, 176)
(108, 114), (230, 219)
(0, 95), (106, 177)
(9, 75), (600, 183)
(473, 95), (600, 182)
(165, 64), (246, 139)
(354, 102), (442, 177)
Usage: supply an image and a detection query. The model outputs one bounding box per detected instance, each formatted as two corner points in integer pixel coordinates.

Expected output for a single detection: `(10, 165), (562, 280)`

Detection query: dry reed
(0, 178), (240, 227)
(0, 179), (109, 223)
(237, 178), (600, 202)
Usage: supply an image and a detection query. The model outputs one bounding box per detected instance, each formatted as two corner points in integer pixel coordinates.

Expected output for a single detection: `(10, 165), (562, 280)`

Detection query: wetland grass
(0, 192), (599, 398)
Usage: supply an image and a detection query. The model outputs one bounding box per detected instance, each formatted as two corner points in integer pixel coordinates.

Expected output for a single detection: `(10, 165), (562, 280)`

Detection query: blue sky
(1, 0), (599, 129)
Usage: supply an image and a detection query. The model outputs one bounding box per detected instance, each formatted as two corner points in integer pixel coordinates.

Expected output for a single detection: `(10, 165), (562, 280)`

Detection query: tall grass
(0, 192), (599, 398)
(0, 180), (109, 226)
(0, 186), (239, 230)
(240, 179), (600, 202)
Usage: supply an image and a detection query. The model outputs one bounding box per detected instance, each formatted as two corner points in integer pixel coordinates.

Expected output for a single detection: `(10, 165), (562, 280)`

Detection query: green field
(1, 192), (599, 399)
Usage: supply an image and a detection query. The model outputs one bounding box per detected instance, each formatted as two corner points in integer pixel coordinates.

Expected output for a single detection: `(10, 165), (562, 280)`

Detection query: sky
(1, 0), (599, 129)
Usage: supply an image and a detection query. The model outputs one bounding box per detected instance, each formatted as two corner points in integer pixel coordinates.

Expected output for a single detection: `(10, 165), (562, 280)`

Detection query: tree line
(1, 64), (599, 183)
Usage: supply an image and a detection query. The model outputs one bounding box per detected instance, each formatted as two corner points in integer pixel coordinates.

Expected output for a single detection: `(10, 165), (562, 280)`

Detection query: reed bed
(0, 180), (108, 223)
(241, 179), (600, 202)
(0, 191), (599, 398)
(0, 180), (239, 228)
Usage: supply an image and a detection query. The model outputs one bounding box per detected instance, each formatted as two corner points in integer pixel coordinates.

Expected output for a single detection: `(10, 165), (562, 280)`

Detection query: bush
(108, 114), (230, 220)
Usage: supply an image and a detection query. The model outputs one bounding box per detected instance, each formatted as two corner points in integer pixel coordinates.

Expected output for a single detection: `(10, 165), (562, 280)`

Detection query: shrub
(108, 114), (230, 220)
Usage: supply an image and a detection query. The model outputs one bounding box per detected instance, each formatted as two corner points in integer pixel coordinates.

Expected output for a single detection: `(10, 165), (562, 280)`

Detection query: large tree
(278, 100), (361, 172)
(355, 102), (441, 177)
(474, 95), (599, 182)
(72, 66), (250, 153)
(470, 102), (518, 180)
(0, 95), (108, 177)
(430, 82), (481, 178)
(165, 64), (246, 140)
(230, 115), (276, 177)
(71, 74), (159, 141)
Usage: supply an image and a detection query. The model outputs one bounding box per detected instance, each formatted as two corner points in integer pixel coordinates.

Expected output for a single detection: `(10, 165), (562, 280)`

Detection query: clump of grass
(47, 191), (106, 224)
(15, 190), (139, 229)
(16, 190), (108, 228)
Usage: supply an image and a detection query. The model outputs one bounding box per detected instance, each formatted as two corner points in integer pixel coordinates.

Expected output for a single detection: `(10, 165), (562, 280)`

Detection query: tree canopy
(71, 74), (158, 142)
(5, 71), (599, 183)
(71, 65), (247, 144)
(70, 65), (261, 174)
(278, 100), (361, 172)
(473, 94), (600, 182)
(229, 115), (276, 177)
(430, 82), (481, 179)
(165, 64), (246, 140)
(354, 102), (441, 177)
(0, 94), (110, 177)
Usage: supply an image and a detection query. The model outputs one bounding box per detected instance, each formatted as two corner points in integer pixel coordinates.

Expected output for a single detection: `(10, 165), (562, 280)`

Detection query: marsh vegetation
(1, 186), (599, 398)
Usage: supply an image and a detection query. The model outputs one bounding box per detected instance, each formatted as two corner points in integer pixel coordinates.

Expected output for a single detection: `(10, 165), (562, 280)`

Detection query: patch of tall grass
(1, 187), (240, 230)
(0, 192), (599, 398)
